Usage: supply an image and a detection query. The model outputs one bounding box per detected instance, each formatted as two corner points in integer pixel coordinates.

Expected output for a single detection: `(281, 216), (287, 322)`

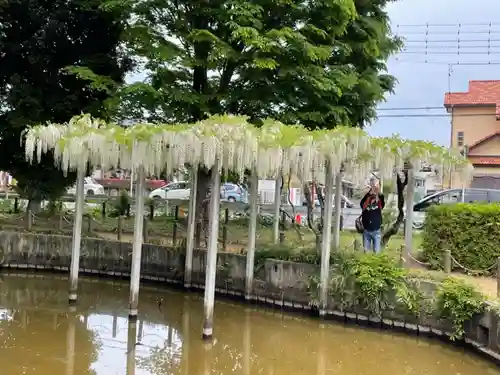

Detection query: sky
(369, 0), (500, 145)
(126, 0), (500, 147)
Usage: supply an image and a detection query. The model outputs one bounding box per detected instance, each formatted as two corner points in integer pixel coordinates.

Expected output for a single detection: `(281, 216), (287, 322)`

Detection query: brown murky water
(0, 272), (498, 375)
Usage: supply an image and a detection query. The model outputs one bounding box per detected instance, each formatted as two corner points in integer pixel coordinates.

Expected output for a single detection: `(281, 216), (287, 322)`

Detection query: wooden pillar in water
(317, 325), (326, 375)
(65, 312), (76, 375)
(138, 320), (144, 341)
(112, 314), (118, 338)
(126, 318), (137, 375)
(182, 297), (191, 375)
(245, 169), (258, 300)
(243, 309), (252, 375)
(202, 161), (221, 340)
(69, 167), (85, 303)
(319, 164), (334, 316)
(184, 165), (198, 288)
(129, 166), (146, 317)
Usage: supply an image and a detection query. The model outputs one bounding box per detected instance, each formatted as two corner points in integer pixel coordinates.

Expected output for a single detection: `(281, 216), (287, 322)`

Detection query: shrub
(421, 203), (500, 272)
(328, 252), (421, 316)
(435, 277), (485, 340)
(110, 190), (130, 217)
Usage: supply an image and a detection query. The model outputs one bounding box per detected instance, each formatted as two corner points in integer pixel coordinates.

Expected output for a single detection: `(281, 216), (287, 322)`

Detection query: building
(444, 80), (500, 188)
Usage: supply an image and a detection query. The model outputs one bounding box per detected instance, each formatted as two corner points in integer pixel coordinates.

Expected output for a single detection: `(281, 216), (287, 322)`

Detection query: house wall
(449, 106), (500, 188)
(450, 106), (498, 148)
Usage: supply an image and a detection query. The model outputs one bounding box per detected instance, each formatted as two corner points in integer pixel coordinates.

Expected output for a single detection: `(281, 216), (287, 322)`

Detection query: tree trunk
(194, 167), (212, 246)
(381, 170), (408, 246)
(27, 199), (42, 214)
(303, 182), (321, 251)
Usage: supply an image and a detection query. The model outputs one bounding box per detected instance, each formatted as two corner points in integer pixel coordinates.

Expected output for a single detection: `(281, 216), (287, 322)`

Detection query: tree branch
(381, 170), (408, 246)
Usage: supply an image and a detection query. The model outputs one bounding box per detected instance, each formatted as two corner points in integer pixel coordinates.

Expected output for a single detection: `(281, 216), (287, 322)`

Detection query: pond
(0, 272), (497, 375)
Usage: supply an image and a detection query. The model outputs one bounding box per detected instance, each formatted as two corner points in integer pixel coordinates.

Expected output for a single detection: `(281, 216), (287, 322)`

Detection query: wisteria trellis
(24, 113), (474, 184)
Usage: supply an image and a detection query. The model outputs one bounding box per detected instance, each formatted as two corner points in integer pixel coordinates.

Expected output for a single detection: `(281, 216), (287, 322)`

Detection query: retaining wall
(0, 231), (499, 363)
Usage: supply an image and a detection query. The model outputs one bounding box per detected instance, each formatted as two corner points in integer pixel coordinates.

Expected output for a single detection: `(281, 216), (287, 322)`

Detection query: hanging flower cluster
(24, 113), (473, 186)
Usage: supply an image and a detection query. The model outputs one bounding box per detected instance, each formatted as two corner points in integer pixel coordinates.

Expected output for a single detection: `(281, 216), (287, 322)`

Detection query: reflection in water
(243, 309), (251, 375)
(317, 325), (325, 375)
(66, 311), (76, 375)
(0, 272), (498, 375)
(126, 319), (137, 375)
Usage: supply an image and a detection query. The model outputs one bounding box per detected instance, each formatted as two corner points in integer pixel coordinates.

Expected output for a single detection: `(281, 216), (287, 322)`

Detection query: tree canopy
(0, 0), (131, 202)
(114, 0), (401, 128)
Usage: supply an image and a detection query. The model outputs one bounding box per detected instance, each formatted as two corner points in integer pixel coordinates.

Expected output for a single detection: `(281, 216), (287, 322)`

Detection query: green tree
(109, 0), (401, 241)
(115, 0), (400, 128)
(0, 0), (131, 209)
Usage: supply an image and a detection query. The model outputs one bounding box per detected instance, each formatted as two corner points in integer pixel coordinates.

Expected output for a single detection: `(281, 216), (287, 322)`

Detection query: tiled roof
(444, 80), (500, 118)
(468, 132), (500, 150)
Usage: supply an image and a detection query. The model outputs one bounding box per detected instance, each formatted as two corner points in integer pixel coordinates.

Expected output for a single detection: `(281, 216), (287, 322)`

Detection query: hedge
(421, 203), (500, 272)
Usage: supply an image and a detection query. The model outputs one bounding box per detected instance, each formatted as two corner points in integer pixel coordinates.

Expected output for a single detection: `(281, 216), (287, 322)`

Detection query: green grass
(0, 211), (421, 254)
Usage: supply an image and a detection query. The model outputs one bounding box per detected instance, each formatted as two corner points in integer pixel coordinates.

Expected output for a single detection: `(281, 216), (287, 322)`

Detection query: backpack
(357, 194), (382, 233)
(355, 215), (364, 233)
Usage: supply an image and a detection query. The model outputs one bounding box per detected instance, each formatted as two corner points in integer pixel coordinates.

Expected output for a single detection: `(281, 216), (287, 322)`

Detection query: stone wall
(0, 230), (499, 363)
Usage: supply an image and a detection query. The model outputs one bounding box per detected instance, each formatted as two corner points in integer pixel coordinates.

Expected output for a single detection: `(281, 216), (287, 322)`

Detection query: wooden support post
(117, 216), (123, 241)
(102, 202), (106, 219)
(279, 210), (286, 244)
(444, 249), (451, 274)
(195, 222), (201, 248)
(27, 210), (33, 231)
(86, 215), (93, 234)
(149, 202), (154, 221)
(142, 216), (149, 243)
(184, 165), (198, 288)
(354, 238), (361, 251)
(129, 166), (146, 317)
(172, 206), (179, 246)
(399, 245), (405, 267)
(222, 208), (229, 251)
(202, 160), (221, 340)
(69, 167), (85, 303)
(245, 169), (258, 300)
(59, 211), (64, 230)
(496, 257), (500, 298)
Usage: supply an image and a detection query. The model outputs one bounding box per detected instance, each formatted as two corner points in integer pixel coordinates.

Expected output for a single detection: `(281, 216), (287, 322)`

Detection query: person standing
(360, 179), (385, 253)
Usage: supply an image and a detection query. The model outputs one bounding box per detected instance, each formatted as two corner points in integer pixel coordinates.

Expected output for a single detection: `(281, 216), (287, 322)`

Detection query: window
(457, 131), (464, 147)
(413, 190), (462, 212)
(164, 183), (179, 190)
(464, 190), (488, 203)
(487, 190), (500, 202)
(439, 190), (462, 203)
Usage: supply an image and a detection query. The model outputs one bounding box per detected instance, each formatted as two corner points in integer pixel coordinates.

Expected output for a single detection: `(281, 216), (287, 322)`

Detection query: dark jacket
(360, 193), (385, 231)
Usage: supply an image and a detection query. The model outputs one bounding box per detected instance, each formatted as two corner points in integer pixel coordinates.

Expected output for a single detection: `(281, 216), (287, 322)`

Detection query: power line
(394, 23), (500, 28)
(404, 39), (500, 43)
(377, 106), (444, 111)
(403, 46), (500, 50)
(397, 30), (500, 35)
(399, 51), (500, 55)
(390, 57), (500, 65)
(376, 112), (500, 119)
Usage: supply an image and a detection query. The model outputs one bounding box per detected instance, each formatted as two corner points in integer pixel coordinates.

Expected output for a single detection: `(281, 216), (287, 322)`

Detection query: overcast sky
(369, 0), (500, 145)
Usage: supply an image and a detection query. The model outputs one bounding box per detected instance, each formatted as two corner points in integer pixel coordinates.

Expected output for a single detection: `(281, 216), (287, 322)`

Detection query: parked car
(411, 188), (500, 229)
(221, 183), (248, 203)
(302, 195), (354, 208)
(67, 177), (105, 196)
(149, 181), (191, 200)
